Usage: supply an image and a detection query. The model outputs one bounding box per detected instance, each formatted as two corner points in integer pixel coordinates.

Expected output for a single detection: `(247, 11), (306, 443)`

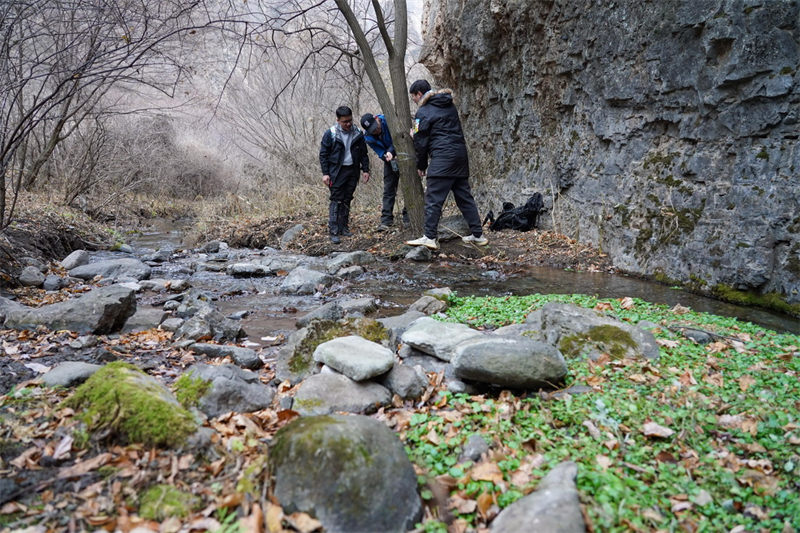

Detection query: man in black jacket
(320, 106), (371, 243)
(406, 80), (487, 250)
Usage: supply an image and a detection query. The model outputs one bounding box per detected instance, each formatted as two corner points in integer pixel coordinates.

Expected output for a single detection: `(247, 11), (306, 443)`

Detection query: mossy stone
(138, 484), (201, 520)
(66, 361), (197, 448)
(559, 325), (638, 360)
(289, 318), (389, 374)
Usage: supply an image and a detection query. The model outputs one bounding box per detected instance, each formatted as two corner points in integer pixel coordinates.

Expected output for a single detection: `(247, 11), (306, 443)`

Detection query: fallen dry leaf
(619, 297), (635, 310)
(476, 492), (495, 520)
(596, 455), (612, 470)
(470, 462), (504, 484)
(286, 512), (323, 533)
(58, 453), (112, 479)
(449, 495), (477, 514)
(656, 338), (680, 348)
(671, 304), (690, 314)
(738, 375), (756, 392)
(643, 422), (674, 439)
(265, 502), (284, 533)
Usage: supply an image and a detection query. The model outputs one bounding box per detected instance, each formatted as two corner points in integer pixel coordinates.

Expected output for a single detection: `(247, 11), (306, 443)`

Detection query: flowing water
(129, 221), (799, 345)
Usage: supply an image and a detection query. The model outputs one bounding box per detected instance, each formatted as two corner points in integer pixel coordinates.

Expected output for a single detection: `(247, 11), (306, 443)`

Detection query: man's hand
(384, 152), (394, 162)
(323, 175), (331, 187)
(362, 171), (371, 183)
(417, 169), (426, 178)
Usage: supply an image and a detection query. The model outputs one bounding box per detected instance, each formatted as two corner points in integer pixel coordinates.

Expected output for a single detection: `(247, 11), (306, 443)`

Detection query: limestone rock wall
(420, 0), (800, 303)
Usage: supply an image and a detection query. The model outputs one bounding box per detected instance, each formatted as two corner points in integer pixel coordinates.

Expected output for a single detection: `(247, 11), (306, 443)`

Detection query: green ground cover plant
(403, 293), (800, 532)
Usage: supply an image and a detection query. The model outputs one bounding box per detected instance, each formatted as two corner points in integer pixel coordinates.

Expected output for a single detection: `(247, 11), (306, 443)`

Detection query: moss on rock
(559, 325), (638, 360)
(712, 285), (800, 318)
(138, 484), (201, 520)
(289, 318), (389, 374)
(173, 374), (211, 409)
(66, 361), (197, 448)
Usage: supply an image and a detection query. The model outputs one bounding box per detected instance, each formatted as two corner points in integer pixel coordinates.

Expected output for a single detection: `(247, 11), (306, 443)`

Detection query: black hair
(336, 106), (353, 119)
(409, 79), (431, 95)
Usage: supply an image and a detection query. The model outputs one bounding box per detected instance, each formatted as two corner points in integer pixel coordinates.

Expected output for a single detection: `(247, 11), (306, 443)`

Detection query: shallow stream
(128, 223), (800, 345)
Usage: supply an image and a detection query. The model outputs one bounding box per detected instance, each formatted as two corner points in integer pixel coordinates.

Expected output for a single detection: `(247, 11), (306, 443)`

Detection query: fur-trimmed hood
(419, 88), (454, 107)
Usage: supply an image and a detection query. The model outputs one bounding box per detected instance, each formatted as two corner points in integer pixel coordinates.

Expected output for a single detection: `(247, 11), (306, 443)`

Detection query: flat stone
(60, 250), (90, 270)
(313, 336), (394, 381)
(401, 317), (484, 361)
(491, 461), (585, 533)
(42, 362), (102, 388)
(293, 373), (391, 416)
(452, 335), (568, 389)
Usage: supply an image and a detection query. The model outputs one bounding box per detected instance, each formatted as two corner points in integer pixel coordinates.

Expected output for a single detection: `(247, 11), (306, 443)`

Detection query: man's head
(360, 114), (381, 135)
(336, 106), (353, 131)
(409, 79), (431, 104)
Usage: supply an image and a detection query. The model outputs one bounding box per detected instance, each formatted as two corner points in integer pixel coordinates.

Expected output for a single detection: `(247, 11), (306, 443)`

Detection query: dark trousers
(423, 175), (483, 239)
(329, 165), (359, 235)
(381, 162), (408, 225)
(330, 164), (359, 204)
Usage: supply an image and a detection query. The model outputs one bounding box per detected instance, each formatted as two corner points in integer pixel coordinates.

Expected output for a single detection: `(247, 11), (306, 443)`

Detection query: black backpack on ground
(483, 193), (544, 232)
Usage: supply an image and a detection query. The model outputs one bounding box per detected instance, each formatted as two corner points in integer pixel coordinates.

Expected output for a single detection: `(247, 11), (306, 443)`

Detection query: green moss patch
(712, 285), (800, 318)
(138, 484), (201, 520)
(559, 325), (638, 360)
(289, 318), (389, 374)
(66, 361), (197, 447)
(173, 374), (211, 408)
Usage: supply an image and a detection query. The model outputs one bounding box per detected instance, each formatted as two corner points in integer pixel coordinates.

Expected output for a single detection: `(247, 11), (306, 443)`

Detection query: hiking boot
(405, 235), (439, 250)
(462, 234), (489, 246)
(377, 223), (392, 232)
(341, 227), (353, 237)
(330, 235), (341, 244)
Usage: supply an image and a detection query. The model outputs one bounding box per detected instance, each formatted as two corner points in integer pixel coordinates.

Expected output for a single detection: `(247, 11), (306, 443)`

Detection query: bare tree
(0, 0), (212, 230)
(225, 0), (425, 229)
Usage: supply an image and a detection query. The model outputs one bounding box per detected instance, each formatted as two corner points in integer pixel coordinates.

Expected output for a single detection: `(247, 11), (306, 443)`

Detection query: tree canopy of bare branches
(0, 0), (211, 229)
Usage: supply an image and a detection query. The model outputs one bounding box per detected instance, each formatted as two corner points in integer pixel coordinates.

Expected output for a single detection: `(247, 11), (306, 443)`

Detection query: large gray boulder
(312, 336), (394, 381)
(400, 317), (484, 361)
(526, 302), (659, 360)
(280, 224), (305, 249)
(174, 307), (244, 343)
(274, 327), (320, 385)
(189, 343), (261, 369)
(491, 461), (585, 533)
(279, 267), (332, 295)
(380, 364), (429, 400)
(18, 266), (45, 287)
(452, 335), (567, 389)
(60, 250), (90, 270)
(184, 364), (275, 418)
(69, 258), (151, 281)
(42, 362), (102, 388)
(326, 250), (376, 274)
(4, 285), (136, 334)
(292, 373), (391, 416)
(121, 307), (167, 333)
(295, 301), (344, 328)
(271, 415), (422, 533)
(378, 310), (426, 348)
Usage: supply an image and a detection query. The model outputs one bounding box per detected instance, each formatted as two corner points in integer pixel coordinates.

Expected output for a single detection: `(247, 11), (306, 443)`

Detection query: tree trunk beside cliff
(334, 0), (425, 231)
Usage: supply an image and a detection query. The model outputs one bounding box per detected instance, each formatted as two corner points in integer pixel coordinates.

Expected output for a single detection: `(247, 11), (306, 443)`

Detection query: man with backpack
(360, 113), (409, 231)
(319, 106), (371, 244)
(406, 79), (487, 250)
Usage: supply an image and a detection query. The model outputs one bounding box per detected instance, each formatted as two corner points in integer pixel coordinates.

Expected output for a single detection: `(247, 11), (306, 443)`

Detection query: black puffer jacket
(412, 89), (469, 177)
(319, 126), (369, 179)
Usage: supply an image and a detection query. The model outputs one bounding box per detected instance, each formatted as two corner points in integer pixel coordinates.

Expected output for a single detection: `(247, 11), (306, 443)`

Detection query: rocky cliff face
(420, 0), (800, 306)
